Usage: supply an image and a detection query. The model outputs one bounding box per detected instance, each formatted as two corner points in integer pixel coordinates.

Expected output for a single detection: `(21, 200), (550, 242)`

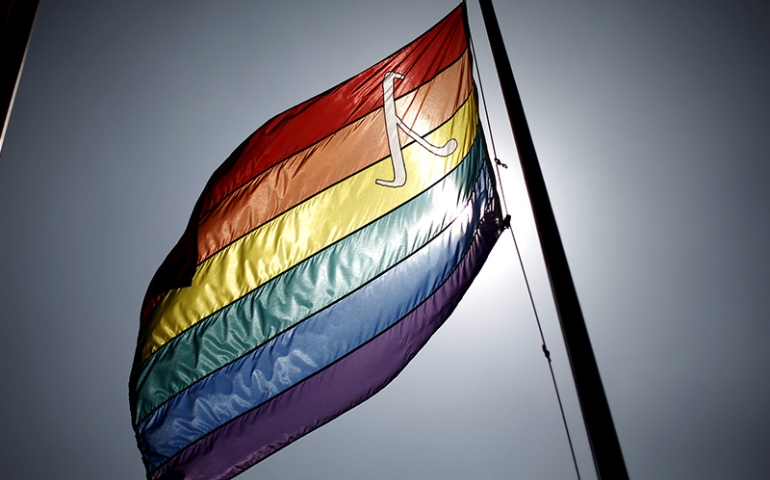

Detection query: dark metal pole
(1, 0), (41, 154)
(476, 1), (629, 478)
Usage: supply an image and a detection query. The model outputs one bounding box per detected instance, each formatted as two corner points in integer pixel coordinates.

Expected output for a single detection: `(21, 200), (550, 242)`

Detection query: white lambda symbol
(376, 72), (458, 188)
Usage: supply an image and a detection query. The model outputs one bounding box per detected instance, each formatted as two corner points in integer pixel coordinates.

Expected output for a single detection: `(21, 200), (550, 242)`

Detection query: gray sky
(1, 1), (769, 479)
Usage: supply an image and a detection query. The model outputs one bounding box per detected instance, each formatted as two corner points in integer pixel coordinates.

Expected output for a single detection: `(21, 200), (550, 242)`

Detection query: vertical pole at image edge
(475, 1), (630, 478)
(1, 0), (41, 154)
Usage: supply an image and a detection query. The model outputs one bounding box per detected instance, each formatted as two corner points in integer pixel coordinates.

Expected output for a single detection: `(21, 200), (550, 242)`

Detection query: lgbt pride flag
(129, 5), (503, 479)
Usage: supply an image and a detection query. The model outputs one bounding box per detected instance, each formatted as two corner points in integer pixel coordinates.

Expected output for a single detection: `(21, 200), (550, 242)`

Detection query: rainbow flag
(129, 5), (503, 480)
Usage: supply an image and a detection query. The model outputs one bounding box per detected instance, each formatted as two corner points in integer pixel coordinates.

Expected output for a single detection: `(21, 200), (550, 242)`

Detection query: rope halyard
(468, 14), (582, 480)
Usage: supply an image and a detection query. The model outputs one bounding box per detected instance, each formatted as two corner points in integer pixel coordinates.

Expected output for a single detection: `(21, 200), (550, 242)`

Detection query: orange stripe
(196, 52), (472, 263)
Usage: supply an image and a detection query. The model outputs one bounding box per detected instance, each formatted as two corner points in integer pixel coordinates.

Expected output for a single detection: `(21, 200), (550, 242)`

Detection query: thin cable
(506, 217), (583, 480)
(469, 22), (582, 480)
(468, 30), (510, 216)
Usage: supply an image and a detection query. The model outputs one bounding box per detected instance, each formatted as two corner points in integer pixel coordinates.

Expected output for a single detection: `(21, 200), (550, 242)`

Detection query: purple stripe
(151, 208), (501, 480)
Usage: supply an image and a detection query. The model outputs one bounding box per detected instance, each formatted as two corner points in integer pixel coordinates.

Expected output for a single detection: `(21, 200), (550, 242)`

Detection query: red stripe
(198, 7), (467, 218)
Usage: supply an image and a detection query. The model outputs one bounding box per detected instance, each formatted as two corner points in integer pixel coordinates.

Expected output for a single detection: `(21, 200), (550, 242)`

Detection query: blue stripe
(139, 163), (495, 468)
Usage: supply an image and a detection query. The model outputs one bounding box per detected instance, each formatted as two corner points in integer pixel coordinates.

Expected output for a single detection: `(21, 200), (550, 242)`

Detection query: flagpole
(475, 1), (629, 478)
(1, 0), (41, 154)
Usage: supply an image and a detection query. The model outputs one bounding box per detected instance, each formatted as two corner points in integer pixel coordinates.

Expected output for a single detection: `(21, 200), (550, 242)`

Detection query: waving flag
(129, 5), (503, 479)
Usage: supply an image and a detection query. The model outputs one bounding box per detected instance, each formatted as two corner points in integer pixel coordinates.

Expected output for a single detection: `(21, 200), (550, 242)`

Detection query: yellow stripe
(140, 94), (478, 361)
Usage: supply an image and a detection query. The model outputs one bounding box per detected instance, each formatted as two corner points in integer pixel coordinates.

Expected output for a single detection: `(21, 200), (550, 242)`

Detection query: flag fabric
(129, 5), (503, 480)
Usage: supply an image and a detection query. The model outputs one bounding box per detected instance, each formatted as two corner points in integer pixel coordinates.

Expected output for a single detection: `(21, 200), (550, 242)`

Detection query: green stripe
(133, 131), (486, 425)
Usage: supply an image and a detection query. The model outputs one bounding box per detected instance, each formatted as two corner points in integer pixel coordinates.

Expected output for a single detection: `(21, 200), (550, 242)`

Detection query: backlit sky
(1, 1), (769, 479)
